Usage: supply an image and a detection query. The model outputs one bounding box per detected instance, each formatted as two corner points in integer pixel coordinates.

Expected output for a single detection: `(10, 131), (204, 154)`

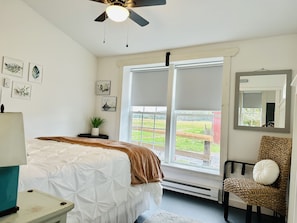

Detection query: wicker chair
(223, 136), (292, 223)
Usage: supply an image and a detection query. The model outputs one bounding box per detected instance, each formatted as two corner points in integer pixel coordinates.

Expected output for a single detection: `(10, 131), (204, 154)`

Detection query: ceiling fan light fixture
(106, 5), (129, 22)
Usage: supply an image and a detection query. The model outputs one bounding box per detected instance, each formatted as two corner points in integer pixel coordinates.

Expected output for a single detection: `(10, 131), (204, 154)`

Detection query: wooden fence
(133, 127), (213, 163)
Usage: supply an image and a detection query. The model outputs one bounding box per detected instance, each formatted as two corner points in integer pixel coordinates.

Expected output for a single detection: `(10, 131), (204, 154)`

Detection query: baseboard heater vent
(162, 180), (219, 201)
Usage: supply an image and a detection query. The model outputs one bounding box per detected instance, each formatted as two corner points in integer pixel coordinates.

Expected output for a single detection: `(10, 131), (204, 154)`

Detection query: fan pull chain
(103, 24), (106, 44)
(103, 21), (106, 44)
(126, 21), (129, 47)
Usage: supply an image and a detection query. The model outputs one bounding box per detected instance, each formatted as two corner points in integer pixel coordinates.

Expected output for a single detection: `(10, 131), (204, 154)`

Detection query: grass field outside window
(131, 109), (221, 170)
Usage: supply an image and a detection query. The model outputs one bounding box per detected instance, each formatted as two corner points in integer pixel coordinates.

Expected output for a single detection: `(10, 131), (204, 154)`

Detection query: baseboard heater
(162, 179), (219, 201)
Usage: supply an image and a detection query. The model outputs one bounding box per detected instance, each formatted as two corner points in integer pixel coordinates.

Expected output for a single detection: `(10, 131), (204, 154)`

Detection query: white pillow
(253, 159), (280, 185)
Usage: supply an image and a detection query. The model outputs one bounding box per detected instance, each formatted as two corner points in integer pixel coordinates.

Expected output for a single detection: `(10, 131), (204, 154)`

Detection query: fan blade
(89, 0), (107, 3)
(94, 11), (108, 22)
(129, 9), (149, 26)
(131, 0), (166, 7)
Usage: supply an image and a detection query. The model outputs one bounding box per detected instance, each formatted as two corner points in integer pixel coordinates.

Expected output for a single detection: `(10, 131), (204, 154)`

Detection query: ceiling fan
(89, 0), (166, 27)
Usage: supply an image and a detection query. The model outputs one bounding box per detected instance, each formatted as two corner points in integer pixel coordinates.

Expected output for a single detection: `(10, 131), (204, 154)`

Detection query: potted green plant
(90, 117), (105, 136)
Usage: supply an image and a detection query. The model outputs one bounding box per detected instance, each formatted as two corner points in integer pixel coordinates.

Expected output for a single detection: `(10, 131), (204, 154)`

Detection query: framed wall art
(11, 81), (32, 100)
(2, 56), (24, 78)
(96, 80), (111, 95)
(28, 63), (43, 84)
(101, 96), (117, 112)
(3, 78), (11, 88)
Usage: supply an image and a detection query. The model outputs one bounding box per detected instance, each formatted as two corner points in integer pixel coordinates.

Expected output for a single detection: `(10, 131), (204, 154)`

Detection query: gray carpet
(143, 210), (203, 223)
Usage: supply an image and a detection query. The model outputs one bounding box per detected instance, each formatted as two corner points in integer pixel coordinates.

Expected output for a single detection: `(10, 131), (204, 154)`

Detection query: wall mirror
(234, 69), (292, 133)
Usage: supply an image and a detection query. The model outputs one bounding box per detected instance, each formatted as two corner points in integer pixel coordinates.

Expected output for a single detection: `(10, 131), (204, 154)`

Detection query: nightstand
(0, 190), (74, 223)
(77, 133), (109, 139)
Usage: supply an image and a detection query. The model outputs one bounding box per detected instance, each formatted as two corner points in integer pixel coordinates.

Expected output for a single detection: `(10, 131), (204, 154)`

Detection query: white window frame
(119, 48), (237, 177)
(121, 58), (226, 175)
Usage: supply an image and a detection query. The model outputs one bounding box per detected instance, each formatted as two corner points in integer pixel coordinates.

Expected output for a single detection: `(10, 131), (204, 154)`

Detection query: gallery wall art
(96, 80), (111, 95)
(28, 63), (43, 84)
(11, 81), (32, 100)
(101, 96), (117, 112)
(2, 57), (24, 77)
(0, 56), (44, 101)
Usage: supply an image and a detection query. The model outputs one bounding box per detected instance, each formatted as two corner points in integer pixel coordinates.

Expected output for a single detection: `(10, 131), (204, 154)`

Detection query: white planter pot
(91, 128), (99, 136)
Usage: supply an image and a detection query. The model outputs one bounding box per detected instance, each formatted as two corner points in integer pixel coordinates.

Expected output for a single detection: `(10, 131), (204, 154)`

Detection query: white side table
(0, 189), (74, 223)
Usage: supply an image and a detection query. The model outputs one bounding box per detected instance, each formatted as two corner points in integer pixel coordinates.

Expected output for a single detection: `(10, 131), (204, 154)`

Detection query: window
(131, 106), (167, 161)
(173, 110), (221, 170)
(239, 92), (262, 127)
(120, 58), (224, 174)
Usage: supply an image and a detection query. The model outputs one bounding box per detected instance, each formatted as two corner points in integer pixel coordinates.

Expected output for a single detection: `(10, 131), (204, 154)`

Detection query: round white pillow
(253, 159), (280, 185)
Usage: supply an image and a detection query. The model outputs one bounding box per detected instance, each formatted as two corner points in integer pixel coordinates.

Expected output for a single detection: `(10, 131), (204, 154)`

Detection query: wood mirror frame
(234, 69), (292, 133)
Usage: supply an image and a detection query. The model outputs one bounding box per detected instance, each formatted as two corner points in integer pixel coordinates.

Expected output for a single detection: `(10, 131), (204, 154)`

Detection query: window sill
(161, 162), (220, 176)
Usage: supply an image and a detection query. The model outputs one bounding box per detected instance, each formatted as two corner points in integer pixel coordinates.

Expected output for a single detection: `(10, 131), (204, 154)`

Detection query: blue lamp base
(0, 166), (20, 217)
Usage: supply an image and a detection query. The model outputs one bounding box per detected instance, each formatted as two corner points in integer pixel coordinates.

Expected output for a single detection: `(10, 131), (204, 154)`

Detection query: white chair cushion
(253, 159), (280, 185)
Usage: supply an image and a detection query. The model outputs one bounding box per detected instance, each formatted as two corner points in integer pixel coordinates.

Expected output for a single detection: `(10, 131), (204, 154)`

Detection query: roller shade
(131, 68), (168, 106)
(243, 93), (262, 108)
(175, 64), (223, 110)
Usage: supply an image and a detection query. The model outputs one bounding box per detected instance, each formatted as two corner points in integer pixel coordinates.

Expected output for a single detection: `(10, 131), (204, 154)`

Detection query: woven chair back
(258, 136), (292, 191)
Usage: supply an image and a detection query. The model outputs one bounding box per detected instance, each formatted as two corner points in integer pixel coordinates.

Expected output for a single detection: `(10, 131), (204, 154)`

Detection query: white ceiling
(22, 0), (297, 57)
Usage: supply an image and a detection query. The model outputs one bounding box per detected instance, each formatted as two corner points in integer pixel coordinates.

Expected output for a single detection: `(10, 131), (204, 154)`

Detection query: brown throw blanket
(37, 136), (164, 185)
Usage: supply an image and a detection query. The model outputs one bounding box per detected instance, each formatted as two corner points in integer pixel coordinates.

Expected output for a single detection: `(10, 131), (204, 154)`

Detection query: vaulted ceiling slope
(23, 0), (297, 57)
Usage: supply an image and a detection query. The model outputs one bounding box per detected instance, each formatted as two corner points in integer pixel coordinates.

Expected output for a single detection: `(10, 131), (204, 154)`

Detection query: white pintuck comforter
(19, 139), (162, 223)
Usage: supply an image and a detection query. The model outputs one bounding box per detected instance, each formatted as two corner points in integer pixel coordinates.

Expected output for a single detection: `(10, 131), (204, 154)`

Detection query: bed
(18, 137), (164, 223)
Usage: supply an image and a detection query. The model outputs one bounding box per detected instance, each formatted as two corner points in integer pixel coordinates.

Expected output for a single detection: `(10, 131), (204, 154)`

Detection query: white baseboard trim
(162, 179), (219, 201)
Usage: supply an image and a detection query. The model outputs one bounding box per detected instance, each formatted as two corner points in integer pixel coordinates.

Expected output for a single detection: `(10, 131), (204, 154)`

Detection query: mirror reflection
(234, 70), (292, 133)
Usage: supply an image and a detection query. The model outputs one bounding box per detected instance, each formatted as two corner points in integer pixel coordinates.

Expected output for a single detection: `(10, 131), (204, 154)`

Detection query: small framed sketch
(3, 78), (11, 88)
(101, 96), (117, 112)
(11, 81), (32, 100)
(2, 56), (24, 77)
(96, 80), (111, 95)
(28, 63), (43, 83)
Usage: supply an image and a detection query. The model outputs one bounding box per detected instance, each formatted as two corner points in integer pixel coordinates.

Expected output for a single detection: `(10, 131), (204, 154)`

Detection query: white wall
(0, 0), (97, 139)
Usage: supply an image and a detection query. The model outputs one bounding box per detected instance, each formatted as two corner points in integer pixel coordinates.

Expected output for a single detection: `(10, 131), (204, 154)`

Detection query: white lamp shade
(106, 5), (129, 22)
(0, 113), (27, 167)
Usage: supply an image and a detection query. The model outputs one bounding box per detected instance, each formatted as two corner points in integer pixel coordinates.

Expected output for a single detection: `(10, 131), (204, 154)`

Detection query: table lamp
(0, 112), (27, 217)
